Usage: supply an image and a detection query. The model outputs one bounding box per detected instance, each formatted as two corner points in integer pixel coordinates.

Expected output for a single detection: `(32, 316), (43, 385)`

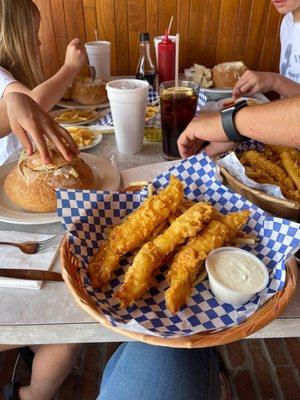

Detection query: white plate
(0, 153), (121, 225)
(215, 96), (265, 111)
(50, 108), (104, 127)
(65, 126), (103, 150)
(203, 87), (233, 100)
(57, 99), (110, 110)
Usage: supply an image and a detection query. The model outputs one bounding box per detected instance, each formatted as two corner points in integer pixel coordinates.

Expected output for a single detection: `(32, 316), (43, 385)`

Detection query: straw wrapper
(57, 152), (300, 338)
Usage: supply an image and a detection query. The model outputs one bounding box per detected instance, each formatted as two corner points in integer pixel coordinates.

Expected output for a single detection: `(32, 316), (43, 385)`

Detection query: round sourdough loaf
(70, 76), (108, 105)
(212, 61), (247, 89)
(4, 148), (95, 213)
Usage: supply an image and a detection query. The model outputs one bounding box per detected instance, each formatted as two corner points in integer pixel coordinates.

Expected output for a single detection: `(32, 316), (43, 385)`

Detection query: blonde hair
(0, 0), (44, 89)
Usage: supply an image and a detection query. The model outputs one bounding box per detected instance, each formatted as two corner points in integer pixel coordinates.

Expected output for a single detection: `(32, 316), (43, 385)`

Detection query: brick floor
(0, 339), (299, 400)
(220, 338), (300, 399)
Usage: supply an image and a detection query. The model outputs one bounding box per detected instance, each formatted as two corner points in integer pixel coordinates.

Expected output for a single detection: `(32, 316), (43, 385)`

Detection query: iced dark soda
(160, 81), (199, 160)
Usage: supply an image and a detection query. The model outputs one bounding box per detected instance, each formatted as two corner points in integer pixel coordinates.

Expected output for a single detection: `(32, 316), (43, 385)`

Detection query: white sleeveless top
(0, 67), (20, 165)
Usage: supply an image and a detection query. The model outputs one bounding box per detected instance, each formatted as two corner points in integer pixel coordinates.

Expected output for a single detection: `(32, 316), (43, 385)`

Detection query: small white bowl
(205, 247), (269, 306)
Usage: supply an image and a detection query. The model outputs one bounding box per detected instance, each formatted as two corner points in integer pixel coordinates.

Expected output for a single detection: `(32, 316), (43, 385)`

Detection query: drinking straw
(175, 33), (179, 88)
(164, 28), (168, 41)
(167, 16), (174, 36)
(95, 29), (99, 42)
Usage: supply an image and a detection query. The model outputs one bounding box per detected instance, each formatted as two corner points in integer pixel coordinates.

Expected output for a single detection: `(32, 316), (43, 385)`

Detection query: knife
(0, 269), (63, 281)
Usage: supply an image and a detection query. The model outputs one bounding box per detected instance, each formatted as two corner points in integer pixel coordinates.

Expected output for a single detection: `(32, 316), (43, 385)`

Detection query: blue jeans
(97, 342), (221, 400)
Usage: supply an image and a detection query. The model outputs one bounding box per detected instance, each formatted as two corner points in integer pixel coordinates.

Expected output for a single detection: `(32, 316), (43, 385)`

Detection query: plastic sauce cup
(205, 247), (269, 306)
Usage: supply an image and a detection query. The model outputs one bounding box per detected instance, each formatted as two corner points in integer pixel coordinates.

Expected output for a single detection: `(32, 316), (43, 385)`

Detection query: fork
(0, 232), (64, 254)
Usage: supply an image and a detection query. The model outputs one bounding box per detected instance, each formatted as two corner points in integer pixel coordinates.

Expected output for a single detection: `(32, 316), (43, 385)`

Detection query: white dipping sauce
(208, 251), (266, 293)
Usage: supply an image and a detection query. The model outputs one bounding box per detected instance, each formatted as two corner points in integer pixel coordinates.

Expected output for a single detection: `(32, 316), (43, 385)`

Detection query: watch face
(221, 105), (235, 112)
(221, 99), (248, 112)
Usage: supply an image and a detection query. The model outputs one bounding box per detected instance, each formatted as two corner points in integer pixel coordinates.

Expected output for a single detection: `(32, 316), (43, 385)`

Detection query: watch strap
(220, 100), (249, 143)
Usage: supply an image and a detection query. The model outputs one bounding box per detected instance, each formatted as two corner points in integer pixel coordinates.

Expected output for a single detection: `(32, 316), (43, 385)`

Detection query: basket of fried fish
(219, 142), (300, 221)
(58, 153), (300, 347)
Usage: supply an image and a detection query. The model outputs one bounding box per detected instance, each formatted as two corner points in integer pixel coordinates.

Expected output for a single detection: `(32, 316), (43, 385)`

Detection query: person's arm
(177, 96), (300, 158)
(232, 70), (300, 99)
(0, 92), (79, 163)
(3, 38), (87, 111)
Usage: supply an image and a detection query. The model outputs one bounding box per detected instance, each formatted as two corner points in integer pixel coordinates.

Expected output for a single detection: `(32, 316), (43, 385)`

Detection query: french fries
(145, 106), (159, 121)
(54, 109), (97, 124)
(66, 127), (96, 147)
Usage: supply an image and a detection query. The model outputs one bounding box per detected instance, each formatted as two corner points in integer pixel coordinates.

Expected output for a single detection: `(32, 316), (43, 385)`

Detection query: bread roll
(192, 64), (213, 88)
(212, 61), (247, 89)
(70, 76), (108, 105)
(4, 148), (95, 213)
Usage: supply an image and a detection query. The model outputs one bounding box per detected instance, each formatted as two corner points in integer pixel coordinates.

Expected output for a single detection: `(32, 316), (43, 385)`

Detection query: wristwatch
(220, 100), (249, 143)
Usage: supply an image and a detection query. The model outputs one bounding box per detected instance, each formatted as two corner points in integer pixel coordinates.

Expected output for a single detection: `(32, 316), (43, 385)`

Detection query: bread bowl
(4, 148), (95, 213)
(70, 76), (108, 105)
(212, 61), (247, 89)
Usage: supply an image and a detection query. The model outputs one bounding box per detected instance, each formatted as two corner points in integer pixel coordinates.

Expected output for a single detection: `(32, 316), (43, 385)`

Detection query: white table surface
(1, 97), (299, 345)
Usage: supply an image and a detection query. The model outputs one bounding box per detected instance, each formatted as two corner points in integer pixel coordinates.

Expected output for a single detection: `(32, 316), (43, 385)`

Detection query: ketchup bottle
(158, 32), (175, 84)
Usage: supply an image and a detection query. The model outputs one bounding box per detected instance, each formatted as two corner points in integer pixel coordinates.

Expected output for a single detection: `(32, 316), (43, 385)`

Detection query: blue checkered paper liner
(57, 153), (300, 338)
(97, 88), (207, 129)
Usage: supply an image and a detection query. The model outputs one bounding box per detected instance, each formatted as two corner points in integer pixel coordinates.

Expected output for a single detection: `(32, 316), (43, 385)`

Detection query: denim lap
(97, 342), (220, 400)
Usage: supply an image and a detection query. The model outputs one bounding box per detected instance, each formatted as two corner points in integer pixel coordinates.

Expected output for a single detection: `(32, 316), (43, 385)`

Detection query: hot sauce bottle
(136, 32), (157, 90)
(158, 31), (175, 84)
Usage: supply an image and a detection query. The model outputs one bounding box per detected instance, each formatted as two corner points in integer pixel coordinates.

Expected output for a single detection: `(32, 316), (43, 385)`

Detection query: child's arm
(3, 38), (87, 111)
(0, 92), (79, 163)
(232, 70), (300, 99)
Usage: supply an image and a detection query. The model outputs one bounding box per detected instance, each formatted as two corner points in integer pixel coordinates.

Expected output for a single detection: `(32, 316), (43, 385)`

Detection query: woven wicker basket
(60, 237), (297, 348)
(220, 167), (300, 222)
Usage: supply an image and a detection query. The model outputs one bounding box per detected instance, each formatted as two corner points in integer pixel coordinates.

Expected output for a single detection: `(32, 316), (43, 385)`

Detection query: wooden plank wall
(34, 0), (282, 79)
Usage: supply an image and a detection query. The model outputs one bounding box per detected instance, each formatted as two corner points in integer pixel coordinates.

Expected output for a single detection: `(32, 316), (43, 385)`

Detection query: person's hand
(177, 112), (236, 158)
(4, 92), (79, 164)
(64, 38), (87, 73)
(233, 70), (278, 99)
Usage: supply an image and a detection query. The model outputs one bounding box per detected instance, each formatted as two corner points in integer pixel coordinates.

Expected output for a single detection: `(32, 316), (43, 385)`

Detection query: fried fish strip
(165, 210), (250, 314)
(268, 145), (300, 161)
(213, 210), (250, 238)
(261, 147), (280, 164)
(241, 150), (295, 190)
(280, 150), (300, 191)
(116, 202), (213, 307)
(245, 166), (300, 202)
(88, 176), (184, 287)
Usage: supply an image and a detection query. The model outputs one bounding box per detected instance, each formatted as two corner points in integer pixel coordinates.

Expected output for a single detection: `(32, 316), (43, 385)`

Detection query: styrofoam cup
(154, 35), (176, 65)
(85, 41), (111, 80)
(106, 79), (149, 154)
